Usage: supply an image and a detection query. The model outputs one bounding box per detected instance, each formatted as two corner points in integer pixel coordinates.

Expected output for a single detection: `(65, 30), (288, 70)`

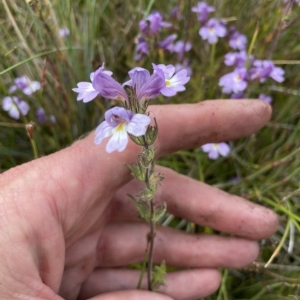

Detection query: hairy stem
(147, 198), (155, 291)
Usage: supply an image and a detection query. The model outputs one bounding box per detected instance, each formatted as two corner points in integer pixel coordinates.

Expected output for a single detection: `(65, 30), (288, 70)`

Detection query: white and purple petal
(106, 126), (129, 153)
(94, 121), (114, 145)
(72, 82), (100, 102)
(127, 114), (151, 136)
(218, 142), (231, 156)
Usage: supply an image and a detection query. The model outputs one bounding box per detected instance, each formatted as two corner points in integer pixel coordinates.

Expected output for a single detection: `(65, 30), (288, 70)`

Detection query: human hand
(0, 100), (278, 300)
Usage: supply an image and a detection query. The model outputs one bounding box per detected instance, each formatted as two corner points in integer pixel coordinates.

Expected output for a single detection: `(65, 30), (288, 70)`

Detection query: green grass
(1, 0), (300, 298)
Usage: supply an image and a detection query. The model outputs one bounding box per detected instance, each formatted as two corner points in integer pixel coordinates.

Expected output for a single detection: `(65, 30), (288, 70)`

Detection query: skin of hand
(0, 100), (279, 300)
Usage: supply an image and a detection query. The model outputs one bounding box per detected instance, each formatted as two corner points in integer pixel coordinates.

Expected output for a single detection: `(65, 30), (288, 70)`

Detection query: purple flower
(230, 92), (245, 99)
(219, 68), (248, 94)
(192, 2), (215, 24)
(170, 6), (181, 19)
(9, 76), (41, 95)
(158, 34), (177, 51)
(172, 40), (192, 60)
(49, 115), (56, 124)
(175, 60), (192, 77)
(73, 64), (128, 102)
(123, 67), (166, 104)
(259, 94), (272, 104)
(283, 0), (300, 5)
(202, 142), (231, 160)
(59, 27), (70, 38)
(250, 60), (285, 83)
(94, 107), (151, 153)
(224, 51), (247, 68)
(229, 32), (247, 50)
(153, 64), (190, 97)
(92, 68), (129, 102)
(2, 96), (29, 119)
(139, 12), (171, 35)
(199, 18), (227, 44)
(36, 107), (47, 124)
(135, 36), (149, 60)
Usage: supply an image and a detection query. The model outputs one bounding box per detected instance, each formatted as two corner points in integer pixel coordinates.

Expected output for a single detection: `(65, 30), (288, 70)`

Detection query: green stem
(30, 138), (39, 159)
(265, 220), (290, 268)
(143, 141), (156, 291)
(147, 199), (155, 291)
(137, 248), (148, 289)
(245, 24), (259, 69)
(217, 269), (228, 300)
(246, 146), (300, 181)
(143, 0), (156, 18)
(209, 42), (216, 77)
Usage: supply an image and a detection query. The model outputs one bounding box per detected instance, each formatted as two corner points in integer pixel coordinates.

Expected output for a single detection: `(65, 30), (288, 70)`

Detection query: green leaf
(152, 260), (167, 291)
(153, 202), (167, 223)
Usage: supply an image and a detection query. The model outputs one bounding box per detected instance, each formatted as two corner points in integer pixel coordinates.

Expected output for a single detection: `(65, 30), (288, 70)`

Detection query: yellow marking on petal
(166, 80), (171, 86)
(116, 122), (125, 132)
(234, 75), (241, 82)
(212, 143), (219, 149)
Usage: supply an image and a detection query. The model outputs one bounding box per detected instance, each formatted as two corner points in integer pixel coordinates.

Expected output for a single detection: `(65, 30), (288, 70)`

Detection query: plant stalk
(147, 198), (155, 291)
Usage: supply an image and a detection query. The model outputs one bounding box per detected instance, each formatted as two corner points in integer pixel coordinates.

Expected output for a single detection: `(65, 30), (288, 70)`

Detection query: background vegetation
(0, 0), (300, 298)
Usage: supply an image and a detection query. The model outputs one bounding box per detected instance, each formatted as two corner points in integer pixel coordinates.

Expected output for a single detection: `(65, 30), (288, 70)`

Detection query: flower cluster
(135, 10), (192, 73)
(73, 63), (190, 152)
(192, 2), (227, 44)
(2, 76), (41, 120)
(219, 52), (284, 101)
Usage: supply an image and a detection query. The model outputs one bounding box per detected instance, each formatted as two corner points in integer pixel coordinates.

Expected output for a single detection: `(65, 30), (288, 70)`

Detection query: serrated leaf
(153, 202), (167, 223)
(134, 200), (151, 222)
(152, 260), (167, 291)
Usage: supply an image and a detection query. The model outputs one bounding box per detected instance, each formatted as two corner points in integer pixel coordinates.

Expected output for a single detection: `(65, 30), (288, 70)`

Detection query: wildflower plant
(2, 0), (300, 298)
(73, 63), (190, 290)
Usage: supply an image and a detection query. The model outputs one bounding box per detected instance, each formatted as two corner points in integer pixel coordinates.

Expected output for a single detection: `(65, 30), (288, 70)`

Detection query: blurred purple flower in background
(36, 108), (56, 124)
(139, 12), (171, 35)
(172, 40), (192, 60)
(94, 107), (151, 153)
(59, 27), (70, 38)
(229, 32), (247, 50)
(250, 60), (285, 83)
(153, 64), (190, 97)
(230, 92), (245, 99)
(192, 1), (215, 24)
(219, 68), (248, 94)
(9, 76), (41, 95)
(170, 6), (181, 19)
(259, 94), (273, 103)
(135, 36), (149, 60)
(36, 107), (47, 124)
(199, 18), (227, 44)
(2, 96), (29, 119)
(283, 0), (300, 6)
(158, 34), (177, 51)
(175, 60), (192, 77)
(224, 51), (248, 68)
(202, 142), (231, 160)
